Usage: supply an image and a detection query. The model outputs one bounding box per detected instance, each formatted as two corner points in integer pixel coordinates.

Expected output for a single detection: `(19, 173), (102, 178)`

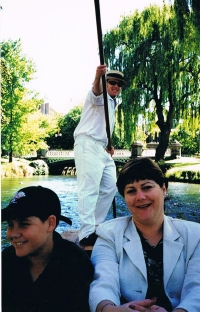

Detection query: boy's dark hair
(117, 158), (166, 197)
(1, 186), (72, 227)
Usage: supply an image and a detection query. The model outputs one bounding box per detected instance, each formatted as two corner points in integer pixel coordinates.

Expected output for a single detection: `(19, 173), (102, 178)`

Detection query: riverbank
(1, 156), (200, 183)
(162, 156), (200, 183)
(1, 158), (34, 177)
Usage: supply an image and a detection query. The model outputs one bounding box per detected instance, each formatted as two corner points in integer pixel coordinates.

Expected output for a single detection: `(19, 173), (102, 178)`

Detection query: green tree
(1, 39), (50, 161)
(104, 4), (200, 161)
(45, 113), (64, 150)
(17, 110), (60, 155)
(173, 0), (200, 39)
(170, 117), (199, 155)
(46, 105), (83, 150)
(60, 105), (82, 149)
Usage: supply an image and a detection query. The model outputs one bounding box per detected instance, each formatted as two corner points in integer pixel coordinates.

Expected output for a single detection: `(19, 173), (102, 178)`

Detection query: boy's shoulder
(54, 232), (92, 263)
(2, 244), (16, 258)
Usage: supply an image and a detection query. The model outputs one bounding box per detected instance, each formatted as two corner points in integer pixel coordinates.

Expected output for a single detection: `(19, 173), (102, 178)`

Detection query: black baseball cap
(1, 186), (72, 226)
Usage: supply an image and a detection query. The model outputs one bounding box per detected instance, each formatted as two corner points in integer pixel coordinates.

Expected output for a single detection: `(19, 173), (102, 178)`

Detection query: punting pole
(94, 0), (116, 218)
(94, 0), (111, 151)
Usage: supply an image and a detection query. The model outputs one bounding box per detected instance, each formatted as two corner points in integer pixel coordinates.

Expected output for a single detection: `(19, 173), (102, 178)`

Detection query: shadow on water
(1, 176), (200, 250)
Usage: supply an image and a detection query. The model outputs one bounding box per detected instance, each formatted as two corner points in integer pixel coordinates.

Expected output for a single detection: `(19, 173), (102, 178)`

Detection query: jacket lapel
(163, 216), (184, 287)
(123, 220), (147, 281)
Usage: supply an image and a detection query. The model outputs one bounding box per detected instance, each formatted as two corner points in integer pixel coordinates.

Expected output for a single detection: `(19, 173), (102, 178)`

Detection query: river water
(1, 175), (200, 249)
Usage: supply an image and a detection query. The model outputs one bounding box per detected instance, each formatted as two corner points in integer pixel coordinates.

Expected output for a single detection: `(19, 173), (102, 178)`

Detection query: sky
(1, 0), (165, 114)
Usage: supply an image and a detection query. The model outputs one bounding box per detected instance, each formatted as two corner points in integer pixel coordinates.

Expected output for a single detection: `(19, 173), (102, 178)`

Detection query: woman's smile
(136, 203), (152, 209)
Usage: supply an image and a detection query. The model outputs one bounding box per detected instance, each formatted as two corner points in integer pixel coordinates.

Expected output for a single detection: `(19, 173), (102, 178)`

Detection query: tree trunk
(155, 127), (171, 162)
(8, 149), (13, 162)
(9, 148), (13, 163)
(155, 71), (174, 162)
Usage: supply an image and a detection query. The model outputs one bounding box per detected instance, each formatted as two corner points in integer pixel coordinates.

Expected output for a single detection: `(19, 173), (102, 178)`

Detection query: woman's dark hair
(117, 157), (167, 197)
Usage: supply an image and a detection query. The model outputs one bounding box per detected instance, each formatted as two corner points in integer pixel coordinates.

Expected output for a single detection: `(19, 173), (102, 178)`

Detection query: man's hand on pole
(93, 64), (107, 96)
(106, 146), (114, 156)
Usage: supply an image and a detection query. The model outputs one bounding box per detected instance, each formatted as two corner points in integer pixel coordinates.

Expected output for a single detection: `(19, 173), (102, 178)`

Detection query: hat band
(107, 73), (124, 80)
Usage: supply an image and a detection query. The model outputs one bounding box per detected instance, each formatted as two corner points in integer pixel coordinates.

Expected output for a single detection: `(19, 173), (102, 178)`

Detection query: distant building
(40, 103), (57, 115)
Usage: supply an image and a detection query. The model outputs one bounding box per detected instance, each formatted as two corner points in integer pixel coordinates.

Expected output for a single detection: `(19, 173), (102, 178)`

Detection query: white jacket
(89, 215), (200, 312)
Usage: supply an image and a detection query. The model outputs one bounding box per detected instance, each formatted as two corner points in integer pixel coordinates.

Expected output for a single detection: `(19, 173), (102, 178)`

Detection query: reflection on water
(1, 176), (200, 249)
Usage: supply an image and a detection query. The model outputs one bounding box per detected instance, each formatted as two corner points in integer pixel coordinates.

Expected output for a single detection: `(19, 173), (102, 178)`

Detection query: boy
(2, 186), (94, 312)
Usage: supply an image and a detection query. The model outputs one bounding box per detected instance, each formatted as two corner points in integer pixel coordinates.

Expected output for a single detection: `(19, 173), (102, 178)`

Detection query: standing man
(74, 64), (126, 250)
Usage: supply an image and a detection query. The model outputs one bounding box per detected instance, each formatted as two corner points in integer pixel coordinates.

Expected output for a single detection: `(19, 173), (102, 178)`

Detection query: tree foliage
(1, 39), (55, 161)
(103, 4), (200, 161)
(174, 0), (200, 39)
(170, 116), (199, 155)
(46, 105), (83, 150)
(60, 105), (82, 149)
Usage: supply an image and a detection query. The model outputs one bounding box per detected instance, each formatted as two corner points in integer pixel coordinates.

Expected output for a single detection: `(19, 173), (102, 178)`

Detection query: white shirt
(74, 89), (118, 144)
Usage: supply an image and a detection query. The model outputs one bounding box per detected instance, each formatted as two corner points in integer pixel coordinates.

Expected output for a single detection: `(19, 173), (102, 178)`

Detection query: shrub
(29, 160), (49, 175)
(165, 168), (200, 183)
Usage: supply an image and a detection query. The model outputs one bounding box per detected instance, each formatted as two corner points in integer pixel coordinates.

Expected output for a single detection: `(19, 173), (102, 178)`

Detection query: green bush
(29, 160), (49, 175)
(166, 168), (200, 183)
(158, 161), (172, 174)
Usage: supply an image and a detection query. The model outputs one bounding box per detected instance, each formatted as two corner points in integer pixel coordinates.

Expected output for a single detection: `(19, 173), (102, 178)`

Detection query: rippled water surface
(1, 176), (200, 249)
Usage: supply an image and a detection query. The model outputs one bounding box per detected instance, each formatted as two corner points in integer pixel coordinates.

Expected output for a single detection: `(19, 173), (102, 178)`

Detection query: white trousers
(74, 136), (117, 241)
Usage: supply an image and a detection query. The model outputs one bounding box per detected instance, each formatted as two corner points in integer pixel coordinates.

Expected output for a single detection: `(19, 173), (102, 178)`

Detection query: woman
(89, 158), (200, 312)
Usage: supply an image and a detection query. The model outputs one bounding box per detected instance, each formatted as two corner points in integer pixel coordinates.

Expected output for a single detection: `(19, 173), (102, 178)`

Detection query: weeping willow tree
(104, 4), (200, 161)
(174, 0), (200, 39)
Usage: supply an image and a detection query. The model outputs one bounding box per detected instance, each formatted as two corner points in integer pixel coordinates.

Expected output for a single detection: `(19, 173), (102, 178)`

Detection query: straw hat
(106, 70), (126, 85)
